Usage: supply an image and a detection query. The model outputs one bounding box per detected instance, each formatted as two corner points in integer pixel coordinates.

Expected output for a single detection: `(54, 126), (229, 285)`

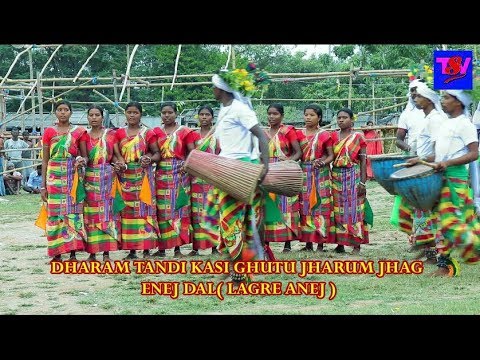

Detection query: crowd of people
(0, 127), (40, 196)
(2, 66), (479, 281)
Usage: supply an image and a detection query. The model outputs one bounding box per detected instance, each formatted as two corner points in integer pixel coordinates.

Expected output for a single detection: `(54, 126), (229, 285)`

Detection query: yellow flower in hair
(353, 114), (358, 122)
(219, 63), (271, 97)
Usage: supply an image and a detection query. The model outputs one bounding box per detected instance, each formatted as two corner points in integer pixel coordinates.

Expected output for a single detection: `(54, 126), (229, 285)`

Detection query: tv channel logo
(434, 50), (473, 90)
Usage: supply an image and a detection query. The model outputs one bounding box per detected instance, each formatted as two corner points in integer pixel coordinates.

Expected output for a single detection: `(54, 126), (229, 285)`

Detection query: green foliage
(333, 45), (355, 60)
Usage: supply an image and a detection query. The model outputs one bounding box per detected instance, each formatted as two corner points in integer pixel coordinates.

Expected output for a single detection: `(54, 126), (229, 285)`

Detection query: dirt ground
(0, 221), (117, 315)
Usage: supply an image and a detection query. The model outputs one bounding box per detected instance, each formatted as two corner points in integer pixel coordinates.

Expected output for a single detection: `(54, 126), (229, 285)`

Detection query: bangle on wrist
(359, 182), (366, 187)
(40, 187), (46, 190)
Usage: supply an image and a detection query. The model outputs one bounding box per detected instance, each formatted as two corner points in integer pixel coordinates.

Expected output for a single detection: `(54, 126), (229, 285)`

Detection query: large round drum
(184, 149), (264, 204)
(369, 154), (416, 195)
(390, 164), (443, 210)
(261, 160), (303, 197)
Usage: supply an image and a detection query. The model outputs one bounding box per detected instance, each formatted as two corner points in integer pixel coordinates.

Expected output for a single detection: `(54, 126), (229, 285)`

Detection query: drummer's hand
(258, 164), (269, 184)
(357, 183), (366, 197)
(406, 157), (420, 166)
(433, 161), (447, 171)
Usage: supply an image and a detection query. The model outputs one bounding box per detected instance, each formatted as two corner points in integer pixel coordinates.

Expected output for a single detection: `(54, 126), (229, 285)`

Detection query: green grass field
(1, 182), (480, 315)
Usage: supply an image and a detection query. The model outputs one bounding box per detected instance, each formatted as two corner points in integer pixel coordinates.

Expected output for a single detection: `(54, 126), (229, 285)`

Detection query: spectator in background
(4, 127), (29, 171)
(4, 162), (23, 195)
(22, 130), (34, 185)
(362, 120), (384, 180)
(23, 164), (42, 194)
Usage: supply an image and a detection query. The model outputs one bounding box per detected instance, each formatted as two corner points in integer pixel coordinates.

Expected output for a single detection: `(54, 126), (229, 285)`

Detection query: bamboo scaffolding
(0, 69), (411, 85)
(17, 45), (63, 113)
(0, 78), (92, 128)
(0, 45), (33, 87)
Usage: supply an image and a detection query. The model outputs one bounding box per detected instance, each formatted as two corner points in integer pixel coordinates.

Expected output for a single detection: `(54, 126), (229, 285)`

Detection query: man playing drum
(408, 90), (480, 276)
(393, 80), (439, 261)
(203, 65), (270, 283)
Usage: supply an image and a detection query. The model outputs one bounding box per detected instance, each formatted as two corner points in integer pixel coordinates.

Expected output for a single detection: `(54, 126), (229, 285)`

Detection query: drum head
(390, 164), (435, 180)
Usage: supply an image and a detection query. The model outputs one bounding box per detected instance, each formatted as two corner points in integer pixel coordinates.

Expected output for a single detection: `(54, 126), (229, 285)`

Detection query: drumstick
(392, 162), (410, 168)
(418, 159), (437, 169)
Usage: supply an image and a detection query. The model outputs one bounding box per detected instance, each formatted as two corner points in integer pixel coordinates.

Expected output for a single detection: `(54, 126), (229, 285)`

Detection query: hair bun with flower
(219, 62), (271, 97)
(407, 62), (433, 87)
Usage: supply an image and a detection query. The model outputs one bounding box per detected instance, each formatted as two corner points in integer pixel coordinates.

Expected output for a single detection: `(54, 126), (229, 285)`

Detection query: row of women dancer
(40, 99), (369, 262)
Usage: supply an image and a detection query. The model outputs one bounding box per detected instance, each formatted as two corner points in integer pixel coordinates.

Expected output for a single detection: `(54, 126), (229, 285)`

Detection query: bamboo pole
(112, 70), (119, 127)
(21, 89), (25, 130)
(51, 81), (55, 113)
(348, 63), (353, 108)
(126, 45), (131, 102)
(36, 72), (44, 133)
(224, 45), (232, 70)
(29, 48), (36, 130)
(119, 44), (139, 102)
(73, 44), (99, 83)
(0, 45), (33, 87)
(1, 147), (42, 153)
(357, 101), (408, 115)
(0, 93), (5, 132)
(0, 161), (42, 176)
(92, 90), (125, 112)
(372, 80), (376, 123)
(170, 45), (182, 90)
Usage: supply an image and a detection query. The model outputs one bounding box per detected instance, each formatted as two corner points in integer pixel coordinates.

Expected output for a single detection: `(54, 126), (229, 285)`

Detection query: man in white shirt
(396, 79), (429, 154)
(397, 83), (447, 263)
(392, 80), (433, 253)
(203, 70), (270, 283)
(4, 127), (29, 170)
